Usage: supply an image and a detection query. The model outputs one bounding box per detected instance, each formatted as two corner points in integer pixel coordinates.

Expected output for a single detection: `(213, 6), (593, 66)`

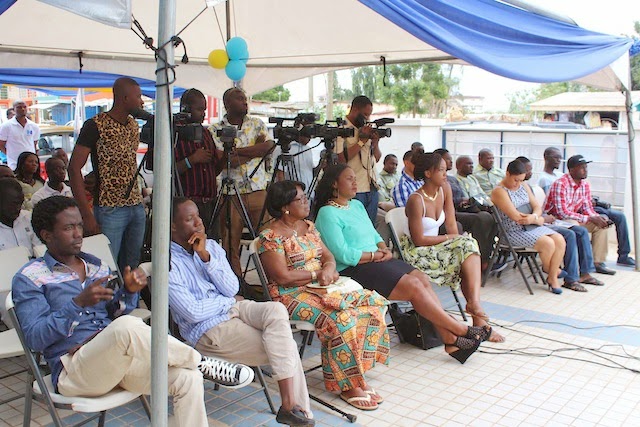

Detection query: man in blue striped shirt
(168, 197), (315, 427)
(392, 150), (423, 207)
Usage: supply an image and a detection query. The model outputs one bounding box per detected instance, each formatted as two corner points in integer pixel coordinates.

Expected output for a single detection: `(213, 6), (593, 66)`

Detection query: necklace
(280, 219), (299, 237)
(420, 188), (438, 202)
(328, 199), (350, 210)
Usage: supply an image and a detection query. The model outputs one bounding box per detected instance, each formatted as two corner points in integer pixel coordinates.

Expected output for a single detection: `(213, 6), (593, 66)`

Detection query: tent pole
(151, 0), (176, 425)
(624, 87), (640, 272)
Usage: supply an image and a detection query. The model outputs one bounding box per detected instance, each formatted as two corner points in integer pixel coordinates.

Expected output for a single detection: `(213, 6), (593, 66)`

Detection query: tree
(331, 71), (353, 102)
(351, 66), (383, 102)
(378, 63), (458, 118)
(631, 21), (640, 90)
(253, 85), (291, 102)
(535, 82), (590, 101)
(507, 89), (537, 114)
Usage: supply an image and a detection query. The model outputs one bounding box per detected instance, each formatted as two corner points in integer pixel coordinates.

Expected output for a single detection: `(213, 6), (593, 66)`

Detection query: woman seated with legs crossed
(402, 152), (504, 342)
(259, 180), (390, 411)
(491, 160), (566, 294)
(314, 164), (490, 365)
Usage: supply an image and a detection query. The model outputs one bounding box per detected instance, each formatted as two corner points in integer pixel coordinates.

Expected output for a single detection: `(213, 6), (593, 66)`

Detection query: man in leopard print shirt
(69, 77), (146, 271)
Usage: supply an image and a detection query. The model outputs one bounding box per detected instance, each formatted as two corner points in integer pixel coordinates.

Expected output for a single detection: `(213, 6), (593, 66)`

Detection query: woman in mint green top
(314, 164), (489, 364)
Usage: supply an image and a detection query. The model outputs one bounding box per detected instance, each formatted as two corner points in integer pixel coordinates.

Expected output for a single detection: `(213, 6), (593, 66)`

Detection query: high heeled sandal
(466, 325), (492, 342)
(446, 336), (482, 364)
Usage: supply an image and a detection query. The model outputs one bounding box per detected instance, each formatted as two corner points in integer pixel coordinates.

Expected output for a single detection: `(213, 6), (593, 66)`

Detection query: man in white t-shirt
(0, 100), (40, 169)
(31, 158), (73, 207)
(537, 147), (563, 194)
(0, 177), (41, 326)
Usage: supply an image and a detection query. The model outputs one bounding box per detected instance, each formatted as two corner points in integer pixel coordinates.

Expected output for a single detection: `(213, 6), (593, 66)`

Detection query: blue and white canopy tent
(1, 1), (636, 424)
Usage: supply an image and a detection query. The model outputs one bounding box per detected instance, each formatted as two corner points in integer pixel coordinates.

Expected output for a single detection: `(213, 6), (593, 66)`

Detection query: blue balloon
(226, 37), (249, 61)
(225, 60), (246, 81)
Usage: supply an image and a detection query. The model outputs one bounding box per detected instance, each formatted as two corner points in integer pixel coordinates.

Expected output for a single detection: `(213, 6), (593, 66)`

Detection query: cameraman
(336, 95), (381, 224)
(174, 88), (223, 238)
(211, 88), (274, 277)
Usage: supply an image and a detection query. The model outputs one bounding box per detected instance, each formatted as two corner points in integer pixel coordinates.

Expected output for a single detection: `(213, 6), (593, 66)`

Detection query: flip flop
(579, 277), (604, 286)
(364, 388), (384, 404)
(340, 393), (378, 411)
(562, 282), (588, 292)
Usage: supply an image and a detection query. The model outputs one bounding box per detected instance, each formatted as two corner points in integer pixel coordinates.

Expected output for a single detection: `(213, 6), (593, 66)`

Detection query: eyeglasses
(291, 194), (309, 204)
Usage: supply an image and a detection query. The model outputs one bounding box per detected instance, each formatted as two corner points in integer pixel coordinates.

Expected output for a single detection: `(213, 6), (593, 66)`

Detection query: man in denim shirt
(12, 196), (252, 426)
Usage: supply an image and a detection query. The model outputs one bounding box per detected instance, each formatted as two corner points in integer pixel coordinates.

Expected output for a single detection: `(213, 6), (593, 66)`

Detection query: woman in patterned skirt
(259, 180), (389, 411)
(402, 152), (504, 342)
(491, 160), (566, 294)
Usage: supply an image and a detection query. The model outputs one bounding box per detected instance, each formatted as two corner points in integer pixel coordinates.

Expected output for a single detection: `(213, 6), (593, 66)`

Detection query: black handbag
(389, 303), (443, 350)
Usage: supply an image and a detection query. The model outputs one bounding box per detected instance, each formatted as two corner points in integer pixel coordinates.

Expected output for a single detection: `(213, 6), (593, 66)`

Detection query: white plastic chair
(385, 207), (467, 319)
(6, 292), (150, 427)
(0, 246), (30, 405)
(531, 184), (546, 209)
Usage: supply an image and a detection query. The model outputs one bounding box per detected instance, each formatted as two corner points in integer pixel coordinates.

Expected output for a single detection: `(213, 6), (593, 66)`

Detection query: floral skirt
(400, 234), (480, 290)
(270, 284), (390, 393)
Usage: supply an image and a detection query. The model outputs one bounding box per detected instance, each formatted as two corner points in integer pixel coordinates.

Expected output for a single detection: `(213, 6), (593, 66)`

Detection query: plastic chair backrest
(531, 185), (546, 209)
(81, 234), (117, 272)
(0, 246), (31, 293)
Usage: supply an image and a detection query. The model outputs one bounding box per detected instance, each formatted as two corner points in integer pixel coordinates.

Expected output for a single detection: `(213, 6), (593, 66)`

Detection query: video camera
(215, 126), (238, 151)
(134, 109), (204, 170)
(363, 118), (394, 138)
(269, 113), (355, 152)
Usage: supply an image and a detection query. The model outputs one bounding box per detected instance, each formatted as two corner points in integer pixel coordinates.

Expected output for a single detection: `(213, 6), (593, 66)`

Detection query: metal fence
(442, 125), (629, 206)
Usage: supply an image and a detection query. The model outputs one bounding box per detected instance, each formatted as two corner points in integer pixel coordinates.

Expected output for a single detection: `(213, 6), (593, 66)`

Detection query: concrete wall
(376, 118), (445, 170)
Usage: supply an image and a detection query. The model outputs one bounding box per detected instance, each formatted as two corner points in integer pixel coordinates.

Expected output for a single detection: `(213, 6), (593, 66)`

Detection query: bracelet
(311, 271), (317, 281)
(370, 251), (375, 262)
(445, 234), (449, 241)
(184, 157), (192, 169)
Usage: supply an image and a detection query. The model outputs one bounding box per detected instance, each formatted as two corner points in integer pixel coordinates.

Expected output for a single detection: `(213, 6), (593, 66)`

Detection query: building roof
(529, 91), (640, 112)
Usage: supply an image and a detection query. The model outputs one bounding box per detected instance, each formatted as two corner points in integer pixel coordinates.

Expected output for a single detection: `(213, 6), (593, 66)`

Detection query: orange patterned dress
(258, 221), (390, 393)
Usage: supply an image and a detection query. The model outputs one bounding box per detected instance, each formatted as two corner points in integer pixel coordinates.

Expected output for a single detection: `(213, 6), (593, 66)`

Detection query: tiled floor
(2, 254), (640, 426)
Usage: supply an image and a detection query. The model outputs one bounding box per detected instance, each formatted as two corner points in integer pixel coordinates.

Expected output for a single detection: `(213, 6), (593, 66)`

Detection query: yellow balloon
(208, 49), (229, 69)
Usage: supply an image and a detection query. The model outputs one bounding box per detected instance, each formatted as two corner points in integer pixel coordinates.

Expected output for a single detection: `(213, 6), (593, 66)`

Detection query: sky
(284, 0), (639, 112)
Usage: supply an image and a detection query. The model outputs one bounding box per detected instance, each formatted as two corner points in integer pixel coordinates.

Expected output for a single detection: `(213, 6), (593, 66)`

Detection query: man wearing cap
(544, 155), (615, 275)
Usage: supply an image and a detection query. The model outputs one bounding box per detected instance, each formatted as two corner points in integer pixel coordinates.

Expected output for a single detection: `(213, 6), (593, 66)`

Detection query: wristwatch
(311, 271), (317, 281)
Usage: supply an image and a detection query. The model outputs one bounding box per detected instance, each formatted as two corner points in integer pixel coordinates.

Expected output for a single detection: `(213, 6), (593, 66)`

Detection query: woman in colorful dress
(402, 152), (504, 342)
(14, 151), (44, 210)
(314, 164), (489, 366)
(491, 160), (566, 294)
(259, 180), (389, 411)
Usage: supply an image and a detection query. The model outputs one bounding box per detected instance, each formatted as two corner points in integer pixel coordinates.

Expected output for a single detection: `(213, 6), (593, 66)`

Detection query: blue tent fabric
(0, 68), (186, 98)
(359, 0), (633, 83)
(0, 0), (16, 15)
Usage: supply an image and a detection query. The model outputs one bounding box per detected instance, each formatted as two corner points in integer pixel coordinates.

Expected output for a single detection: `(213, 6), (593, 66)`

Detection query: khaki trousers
(583, 222), (609, 264)
(58, 316), (207, 427)
(219, 190), (267, 276)
(196, 300), (312, 417)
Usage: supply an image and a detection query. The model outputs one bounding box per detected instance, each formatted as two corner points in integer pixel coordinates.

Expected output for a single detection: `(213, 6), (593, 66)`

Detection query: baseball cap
(567, 155), (592, 169)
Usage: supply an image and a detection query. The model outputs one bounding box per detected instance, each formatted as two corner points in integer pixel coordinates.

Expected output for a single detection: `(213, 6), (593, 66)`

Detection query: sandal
(446, 336), (481, 364)
(465, 309), (489, 322)
(465, 310), (506, 343)
(562, 282), (588, 292)
(579, 276), (604, 286)
(466, 325), (492, 342)
(339, 393), (378, 411)
(364, 388), (384, 404)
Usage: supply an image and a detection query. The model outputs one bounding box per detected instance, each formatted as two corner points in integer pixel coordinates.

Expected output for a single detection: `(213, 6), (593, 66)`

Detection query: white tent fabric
(2, 0), (627, 98)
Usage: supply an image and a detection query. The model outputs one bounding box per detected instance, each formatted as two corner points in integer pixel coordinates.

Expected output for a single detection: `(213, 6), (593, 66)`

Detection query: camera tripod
(306, 137), (339, 200)
(210, 143), (256, 276)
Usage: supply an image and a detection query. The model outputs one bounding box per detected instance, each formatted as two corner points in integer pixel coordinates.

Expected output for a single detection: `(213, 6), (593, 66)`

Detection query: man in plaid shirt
(544, 155), (615, 275)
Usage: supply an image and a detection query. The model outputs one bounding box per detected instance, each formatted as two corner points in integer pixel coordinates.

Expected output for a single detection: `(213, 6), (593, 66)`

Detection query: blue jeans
(594, 207), (630, 259)
(354, 189), (379, 225)
(94, 203), (146, 271)
(549, 225), (595, 282)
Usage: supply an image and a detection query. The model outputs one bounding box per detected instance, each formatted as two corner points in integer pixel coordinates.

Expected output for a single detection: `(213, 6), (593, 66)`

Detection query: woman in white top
(402, 152), (504, 342)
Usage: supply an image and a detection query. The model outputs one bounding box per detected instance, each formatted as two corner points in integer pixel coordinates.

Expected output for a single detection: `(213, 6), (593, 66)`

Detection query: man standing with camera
(211, 87), (274, 277)
(69, 77), (146, 272)
(336, 95), (381, 224)
(174, 88), (223, 238)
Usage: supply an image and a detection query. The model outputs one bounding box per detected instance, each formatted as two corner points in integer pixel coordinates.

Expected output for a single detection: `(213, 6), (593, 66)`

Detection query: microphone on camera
(132, 109), (154, 121)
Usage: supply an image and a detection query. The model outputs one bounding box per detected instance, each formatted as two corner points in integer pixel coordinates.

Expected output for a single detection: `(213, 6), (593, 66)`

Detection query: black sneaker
(490, 260), (508, 274)
(198, 357), (254, 388)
